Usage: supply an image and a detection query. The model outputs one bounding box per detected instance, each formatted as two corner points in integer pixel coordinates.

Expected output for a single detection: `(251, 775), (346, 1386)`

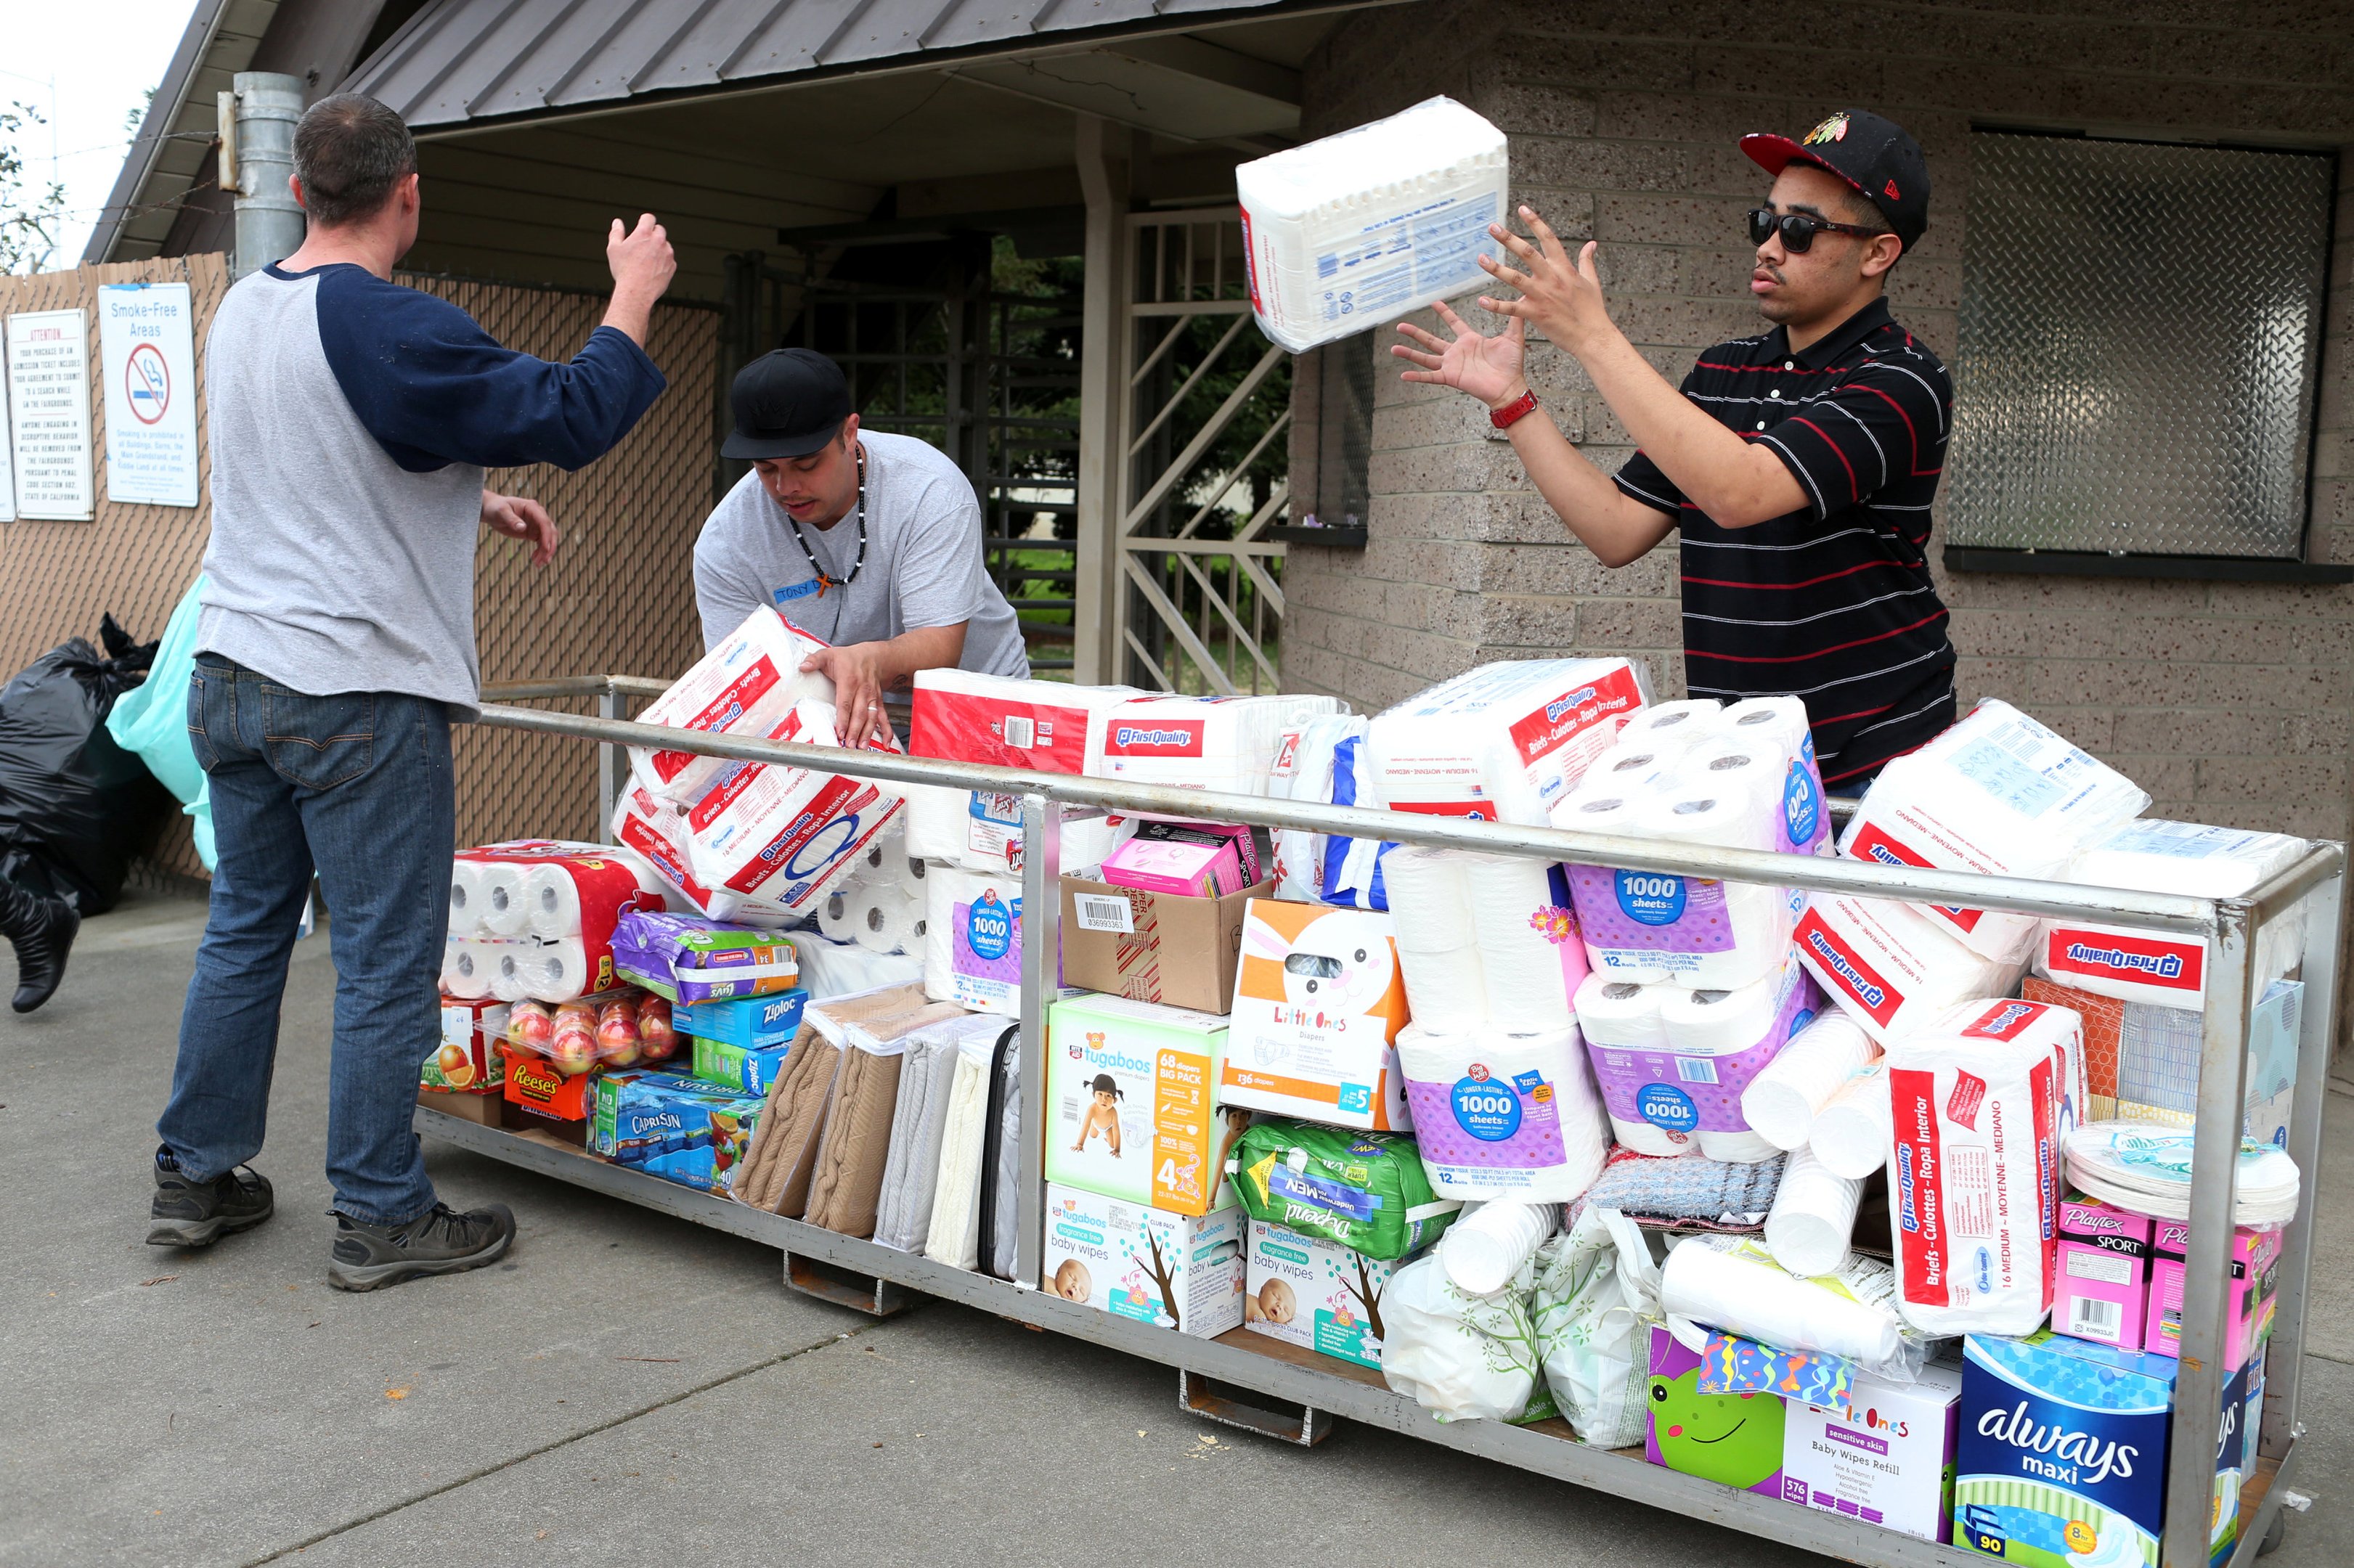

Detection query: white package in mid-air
(1236, 96), (1511, 353)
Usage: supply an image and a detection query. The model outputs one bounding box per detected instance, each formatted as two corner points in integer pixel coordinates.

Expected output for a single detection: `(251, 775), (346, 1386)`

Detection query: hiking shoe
(148, 1148), (275, 1247)
(327, 1202), (516, 1292)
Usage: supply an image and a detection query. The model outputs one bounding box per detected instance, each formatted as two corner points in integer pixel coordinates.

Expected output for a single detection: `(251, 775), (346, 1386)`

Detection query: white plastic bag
(1380, 1253), (1554, 1423)
(1531, 1206), (1661, 1447)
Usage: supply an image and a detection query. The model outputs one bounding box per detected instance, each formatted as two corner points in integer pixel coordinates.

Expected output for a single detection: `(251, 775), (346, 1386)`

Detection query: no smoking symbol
(126, 342), (170, 425)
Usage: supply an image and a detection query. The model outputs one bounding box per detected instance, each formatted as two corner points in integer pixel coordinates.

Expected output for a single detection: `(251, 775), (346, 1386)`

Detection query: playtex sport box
(1956, 1330), (2259, 1568)
(1042, 1182), (1243, 1339)
(1220, 899), (1413, 1131)
(1244, 1219), (1413, 1371)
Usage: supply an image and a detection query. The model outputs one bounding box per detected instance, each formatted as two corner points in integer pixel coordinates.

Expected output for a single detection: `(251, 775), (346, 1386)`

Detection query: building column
(1072, 116), (1133, 687)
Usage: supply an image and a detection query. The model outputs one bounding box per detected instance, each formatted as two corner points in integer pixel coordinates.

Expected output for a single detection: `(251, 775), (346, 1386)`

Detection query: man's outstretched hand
(483, 491), (560, 566)
(602, 213), (677, 346)
(1478, 204), (1613, 355)
(1391, 301), (1529, 409)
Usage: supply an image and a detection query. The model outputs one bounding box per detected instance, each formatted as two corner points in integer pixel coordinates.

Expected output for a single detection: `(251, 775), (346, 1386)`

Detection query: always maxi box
(1059, 876), (1267, 1015)
(1042, 1181), (1243, 1339)
(1045, 992), (1239, 1216)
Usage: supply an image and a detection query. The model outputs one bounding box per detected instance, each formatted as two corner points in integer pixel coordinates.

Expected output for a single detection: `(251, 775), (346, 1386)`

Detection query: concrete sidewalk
(5, 889), (2350, 1567)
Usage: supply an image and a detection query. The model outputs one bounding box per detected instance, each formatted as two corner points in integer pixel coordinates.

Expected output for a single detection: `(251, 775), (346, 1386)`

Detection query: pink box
(1099, 833), (1247, 897)
(2053, 1197), (2154, 1348)
(2144, 1221), (2281, 1371)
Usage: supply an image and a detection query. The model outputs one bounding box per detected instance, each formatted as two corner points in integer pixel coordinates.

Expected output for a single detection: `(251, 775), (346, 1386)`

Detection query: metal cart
(423, 675), (2343, 1568)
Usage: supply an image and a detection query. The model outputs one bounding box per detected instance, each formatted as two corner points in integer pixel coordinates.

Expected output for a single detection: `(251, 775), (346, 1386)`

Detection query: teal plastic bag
(104, 575), (213, 869)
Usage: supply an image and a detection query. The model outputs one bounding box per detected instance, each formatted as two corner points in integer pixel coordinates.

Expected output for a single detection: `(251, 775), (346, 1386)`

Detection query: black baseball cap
(722, 348), (852, 460)
(1740, 110), (1929, 253)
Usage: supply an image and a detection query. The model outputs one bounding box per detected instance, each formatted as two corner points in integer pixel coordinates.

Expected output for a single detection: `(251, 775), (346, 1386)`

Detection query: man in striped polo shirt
(1393, 109), (1953, 789)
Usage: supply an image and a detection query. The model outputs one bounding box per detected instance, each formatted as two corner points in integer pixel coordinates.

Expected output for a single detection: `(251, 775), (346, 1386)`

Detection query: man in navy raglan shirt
(147, 95), (675, 1289)
(1393, 110), (1955, 792)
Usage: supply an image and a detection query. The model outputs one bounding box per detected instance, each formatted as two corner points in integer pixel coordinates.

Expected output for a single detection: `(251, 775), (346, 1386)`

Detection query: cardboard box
(2054, 1196), (2155, 1349)
(1045, 992), (1238, 1215)
(1220, 897), (1412, 1130)
(1041, 1182), (1242, 1338)
(675, 989), (807, 1051)
(1059, 875), (1265, 1015)
(500, 1095), (589, 1145)
(1779, 1360), (1963, 1543)
(500, 1044), (597, 1122)
(2145, 1221), (2280, 1370)
(1244, 1219), (1414, 1369)
(1646, 1325), (1785, 1498)
(418, 1085), (502, 1125)
(427, 996), (510, 1092)
(591, 1069), (762, 1167)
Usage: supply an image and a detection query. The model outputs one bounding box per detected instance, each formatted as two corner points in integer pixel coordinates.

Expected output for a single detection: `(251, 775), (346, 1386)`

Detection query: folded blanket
(924, 1046), (994, 1270)
(873, 1015), (1007, 1251)
(733, 982), (932, 1215)
(804, 998), (966, 1236)
(982, 1024), (1023, 1281)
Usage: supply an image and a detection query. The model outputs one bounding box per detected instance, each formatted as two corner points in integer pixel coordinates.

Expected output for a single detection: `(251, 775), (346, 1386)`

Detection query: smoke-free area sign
(98, 282), (199, 507)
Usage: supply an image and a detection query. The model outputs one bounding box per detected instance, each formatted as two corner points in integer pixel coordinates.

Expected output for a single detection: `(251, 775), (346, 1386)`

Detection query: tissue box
(2144, 1222), (2279, 1370)
(1099, 823), (1249, 897)
(1045, 992), (1237, 1215)
(1219, 898), (1412, 1130)
(428, 996), (510, 1092)
(1646, 1326), (1785, 1498)
(2054, 1197), (2155, 1349)
(1042, 1183), (1243, 1338)
(1059, 876), (1267, 1014)
(500, 1044), (598, 1122)
(1779, 1361), (1963, 1543)
(1244, 1220), (1413, 1369)
(1956, 1330), (2255, 1568)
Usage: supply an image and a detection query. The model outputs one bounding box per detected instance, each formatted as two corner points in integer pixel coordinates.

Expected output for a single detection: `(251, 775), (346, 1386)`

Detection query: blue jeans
(158, 656), (455, 1224)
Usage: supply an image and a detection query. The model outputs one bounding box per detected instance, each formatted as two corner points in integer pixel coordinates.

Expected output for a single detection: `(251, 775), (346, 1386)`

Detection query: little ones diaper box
(1043, 1182), (1243, 1338)
(1780, 1360), (1965, 1543)
(2053, 1198), (2155, 1350)
(1956, 1330), (2256, 1568)
(1058, 875), (1266, 1015)
(1221, 898), (1413, 1131)
(1045, 992), (1237, 1216)
(1245, 1219), (1417, 1370)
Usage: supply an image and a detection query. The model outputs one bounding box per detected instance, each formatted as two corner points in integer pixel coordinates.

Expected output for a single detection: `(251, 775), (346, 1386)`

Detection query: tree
(1, 101), (67, 275)
(1133, 1228), (1181, 1329)
(1345, 1254), (1388, 1342)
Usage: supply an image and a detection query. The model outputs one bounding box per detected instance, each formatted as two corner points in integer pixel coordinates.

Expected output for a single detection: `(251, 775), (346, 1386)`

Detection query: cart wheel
(2256, 1509), (2287, 1557)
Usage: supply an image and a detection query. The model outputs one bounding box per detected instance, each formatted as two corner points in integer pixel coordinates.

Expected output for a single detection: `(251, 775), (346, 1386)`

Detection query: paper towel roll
(1722, 695), (1810, 759)
(1462, 853), (1581, 1030)
(441, 937), (498, 999)
(1660, 1236), (1902, 1368)
(1397, 1022), (1610, 1199)
(1740, 1011), (1878, 1152)
(894, 850), (929, 899)
(1621, 699), (1724, 748)
(1809, 1062), (1893, 1180)
(478, 862), (532, 936)
(1383, 847), (1489, 1021)
(496, 936), (593, 1004)
(1572, 974), (1688, 1154)
(1658, 971), (1785, 1056)
(1438, 1200), (1560, 1296)
(818, 885), (863, 944)
(1764, 1146), (1865, 1278)
(449, 860), (489, 936)
(1635, 773), (1780, 855)
(854, 890), (914, 955)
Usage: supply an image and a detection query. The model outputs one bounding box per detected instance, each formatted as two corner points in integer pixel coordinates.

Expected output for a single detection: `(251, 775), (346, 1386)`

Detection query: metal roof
(345, 0), (1294, 131)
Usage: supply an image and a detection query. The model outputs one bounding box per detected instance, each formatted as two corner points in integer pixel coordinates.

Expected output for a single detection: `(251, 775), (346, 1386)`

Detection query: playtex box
(1220, 898), (1413, 1131)
(1045, 992), (1237, 1216)
(1956, 1329), (2258, 1568)
(2145, 1222), (2280, 1370)
(1244, 1219), (1414, 1370)
(2054, 1198), (2156, 1350)
(1042, 1182), (1244, 1339)
(1780, 1360), (1965, 1543)
(681, 989), (808, 1095)
(1647, 1326), (1787, 1499)
(427, 996), (510, 1093)
(1060, 875), (1267, 1015)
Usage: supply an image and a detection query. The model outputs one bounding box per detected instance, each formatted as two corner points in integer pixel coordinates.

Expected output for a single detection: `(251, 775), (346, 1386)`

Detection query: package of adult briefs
(630, 608), (838, 804)
(1369, 656), (1648, 825)
(1236, 97), (1511, 353)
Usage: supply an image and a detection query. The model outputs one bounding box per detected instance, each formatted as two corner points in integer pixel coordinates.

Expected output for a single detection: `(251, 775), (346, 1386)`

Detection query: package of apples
(503, 985), (677, 1074)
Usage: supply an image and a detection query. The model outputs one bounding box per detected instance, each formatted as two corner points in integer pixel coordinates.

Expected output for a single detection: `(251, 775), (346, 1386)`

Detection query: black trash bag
(0, 623), (172, 916)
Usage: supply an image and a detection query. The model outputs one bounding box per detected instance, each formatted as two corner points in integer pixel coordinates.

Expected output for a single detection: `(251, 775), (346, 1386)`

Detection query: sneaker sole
(147, 1204), (274, 1249)
(327, 1226), (513, 1293)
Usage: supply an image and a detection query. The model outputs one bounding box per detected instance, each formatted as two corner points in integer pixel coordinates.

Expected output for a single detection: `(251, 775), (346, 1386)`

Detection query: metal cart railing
(434, 676), (2345, 1568)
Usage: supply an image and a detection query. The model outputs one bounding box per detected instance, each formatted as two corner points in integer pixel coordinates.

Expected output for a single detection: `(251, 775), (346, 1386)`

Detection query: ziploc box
(2143, 1222), (2280, 1370)
(2054, 1197), (2155, 1349)
(1043, 1182), (1244, 1338)
(1955, 1329), (2253, 1568)
(1646, 1325), (1785, 1498)
(1244, 1219), (1413, 1370)
(682, 989), (808, 1094)
(1368, 656), (1648, 825)
(1045, 992), (1236, 1215)
(1221, 898), (1412, 1131)
(1779, 1360), (1965, 1543)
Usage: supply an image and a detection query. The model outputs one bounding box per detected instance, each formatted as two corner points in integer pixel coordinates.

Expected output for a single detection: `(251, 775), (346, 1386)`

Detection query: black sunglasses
(1747, 208), (1891, 252)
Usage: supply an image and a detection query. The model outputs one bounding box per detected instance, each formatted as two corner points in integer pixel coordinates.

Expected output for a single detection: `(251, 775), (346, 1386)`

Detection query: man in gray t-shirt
(696, 348), (1027, 748)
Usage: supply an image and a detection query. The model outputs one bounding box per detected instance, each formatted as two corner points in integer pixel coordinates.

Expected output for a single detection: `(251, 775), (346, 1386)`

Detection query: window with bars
(1944, 131), (2337, 569)
(1286, 331), (1374, 538)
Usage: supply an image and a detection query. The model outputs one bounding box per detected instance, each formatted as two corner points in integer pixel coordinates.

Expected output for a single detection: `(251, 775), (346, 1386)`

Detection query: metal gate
(1109, 208), (1292, 694)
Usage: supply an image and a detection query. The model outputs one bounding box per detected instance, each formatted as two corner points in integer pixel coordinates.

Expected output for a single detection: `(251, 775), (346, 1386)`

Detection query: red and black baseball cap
(1741, 110), (1929, 253)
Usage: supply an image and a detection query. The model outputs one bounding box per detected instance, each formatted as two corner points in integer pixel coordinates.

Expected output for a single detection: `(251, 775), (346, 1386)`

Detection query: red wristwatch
(1489, 388), (1540, 430)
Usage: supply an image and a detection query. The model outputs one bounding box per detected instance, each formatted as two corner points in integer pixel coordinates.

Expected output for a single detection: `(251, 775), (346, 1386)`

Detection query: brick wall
(1280, 0), (2354, 844)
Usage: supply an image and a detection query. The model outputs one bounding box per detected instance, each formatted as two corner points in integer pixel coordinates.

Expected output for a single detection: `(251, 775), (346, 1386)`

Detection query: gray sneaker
(327, 1201), (516, 1292)
(148, 1148), (275, 1247)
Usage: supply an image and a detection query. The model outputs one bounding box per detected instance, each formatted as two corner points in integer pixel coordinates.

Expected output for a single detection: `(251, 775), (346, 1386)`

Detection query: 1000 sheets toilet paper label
(1569, 867), (1736, 953)
(1403, 1066), (1568, 1180)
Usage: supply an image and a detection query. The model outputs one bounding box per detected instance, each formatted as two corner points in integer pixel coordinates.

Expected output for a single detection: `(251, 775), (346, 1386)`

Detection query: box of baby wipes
(1043, 1183), (1243, 1339)
(1243, 1220), (1415, 1370)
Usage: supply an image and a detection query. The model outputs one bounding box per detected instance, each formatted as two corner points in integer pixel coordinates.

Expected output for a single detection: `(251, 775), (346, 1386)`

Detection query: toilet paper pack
(1043, 1183), (1244, 1339)
(1236, 95), (1510, 353)
(630, 607), (834, 804)
(922, 867), (1031, 1018)
(1221, 899), (1413, 1130)
(1794, 894), (2025, 1046)
(1044, 992), (1239, 1216)
(683, 702), (905, 919)
(1369, 656), (1648, 824)
(1086, 693), (1345, 797)
(1397, 1022), (1610, 1201)
(909, 669), (1138, 775)
(1884, 998), (2077, 1337)
(1840, 698), (2150, 962)
(1245, 1219), (1417, 1370)
(905, 785), (1131, 877)
(1581, 957), (1819, 1158)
